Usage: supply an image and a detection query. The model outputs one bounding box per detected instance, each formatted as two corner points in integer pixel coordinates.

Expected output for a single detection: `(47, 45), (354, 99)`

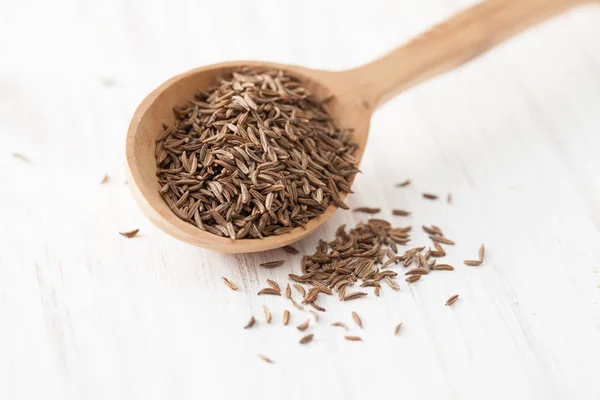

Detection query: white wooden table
(1, 0), (600, 399)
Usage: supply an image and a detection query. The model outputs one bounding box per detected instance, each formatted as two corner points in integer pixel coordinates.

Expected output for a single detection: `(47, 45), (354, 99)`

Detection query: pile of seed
(155, 67), (359, 239)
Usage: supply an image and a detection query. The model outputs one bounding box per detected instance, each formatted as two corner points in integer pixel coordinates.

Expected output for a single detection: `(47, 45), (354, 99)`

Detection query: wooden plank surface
(1, 0), (600, 399)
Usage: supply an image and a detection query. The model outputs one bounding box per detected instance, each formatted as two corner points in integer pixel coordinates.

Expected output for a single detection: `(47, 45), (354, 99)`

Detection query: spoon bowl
(126, 0), (588, 253)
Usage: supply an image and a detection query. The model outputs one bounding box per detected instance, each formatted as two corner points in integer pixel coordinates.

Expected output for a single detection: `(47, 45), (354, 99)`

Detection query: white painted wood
(1, 0), (600, 399)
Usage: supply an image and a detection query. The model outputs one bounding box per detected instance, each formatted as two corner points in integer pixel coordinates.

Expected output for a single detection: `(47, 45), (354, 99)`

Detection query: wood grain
(1, 0), (600, 399)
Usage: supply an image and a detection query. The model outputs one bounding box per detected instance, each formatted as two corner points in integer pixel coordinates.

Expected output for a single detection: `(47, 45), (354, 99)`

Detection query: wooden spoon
(126, 0), (590, 253)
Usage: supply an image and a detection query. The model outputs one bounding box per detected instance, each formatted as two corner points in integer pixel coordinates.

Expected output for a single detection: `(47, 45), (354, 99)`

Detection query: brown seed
(257, 354), (274, 364)
(374, 287), (381, 296)
(297, 319), (310, 331)
(283, 310), (290, 326)
(352, 311), (363, 329)
(430, 236), (455, 245)
(445, 294), (460, 306)
(257, 288), (281, 296)
(447, 193), (453, 204)
(119, 229), (139, 238)
(299, 334), (314, 344)
(405, 268), (429, 275)
(332, 322), (349, 330)
(303, 287), (320, 304)
(263, 306), (272, 323)
(394, 323), (403, 335)
(285, 284), (291, 299)
(100, 175), (109, 184)
(290, 298), (304, 310)
(343, 291), (368, 301)
(344, 336), (362, 341)
(282, 245), (300, 254)
(464, 260), (482, 266)
(260, 260), (285, 269)
(309, 310), (319, 322)
(310, 303), (326, 312)
(395, 179), (411, 187)
(222, 277), (238, 291)
(422, 193), (438, 200)
(392, 209), (411, 216)
(406, 275), (421, 283)
(293, 284), (306, 297)
(479, 244), (485, 262)
(12, 153), (31, 163)
(353, 207), (381, 214)
(432, 264), (455, 271)
(267, 279), (280, 291)
(384, 276), (400, 291)
(244, 315), (255, 329)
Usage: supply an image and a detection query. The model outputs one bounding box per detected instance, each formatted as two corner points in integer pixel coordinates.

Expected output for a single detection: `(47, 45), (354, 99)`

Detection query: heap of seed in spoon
(155, 67), (359, 239)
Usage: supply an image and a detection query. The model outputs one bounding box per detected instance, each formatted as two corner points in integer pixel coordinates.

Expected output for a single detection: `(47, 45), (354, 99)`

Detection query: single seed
(309, 310), (319, 322)
(119, 229), (139, 238)
(344, 336), (362, 341)
(293, 284), (306, 297)
(244, 315), (255, 329)
(432, 264), (454, 271)
(422, 193), (438, 200)
(374, 287), (381, 296)
(394, 323), (403, 335)
(257, 288), (281, 296)
(267, 279), (280, 291)
(406, 275), (421, 283)
(464, 260), (482, 266)
(352, 311), (363, 328)
(479, 244), (485, 262)
(285, 284), (292, 299)
(260, 260), (285, 269)
(290, 298), (304, 310)
(445, 294), (460, 306)
(100, 175), (109, 184)
(392, 209), (411, 216)
(332, 322), (349, 330)
(311, 303), (326, 312)
(299, 334), (314, 344)
(282, 245), (299, 254)
(385, 276), (400, 291)
(405, 268), (429, 275)
(222, 277), (238, 291)
(263, 306), (272, 323)
(430, 236), (455, 245)
(343, 291), (368, 301)
(353, 207), (381, 214)
(447, 193), (453, 204)
(395, 179), (411, 187)
(12, 153), (31, 163)
(283, 310), (290, 326)
(257, 354), (274, 364)
(297, 319), (310, 331)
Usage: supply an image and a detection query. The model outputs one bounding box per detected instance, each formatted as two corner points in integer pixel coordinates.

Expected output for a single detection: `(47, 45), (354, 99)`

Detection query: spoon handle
(343, 0), (590, 107)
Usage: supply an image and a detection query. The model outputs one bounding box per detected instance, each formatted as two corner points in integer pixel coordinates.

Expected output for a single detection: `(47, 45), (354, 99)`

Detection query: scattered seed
(263, 306), (272, 323)
(285, 284), (292, 299)
(396, 179), (411, 187)
(384, 276), (400, 291)
(282, 310), (290, 326)
(394, 323), (403, 335)
(479, 244), (485, 262)
(222, 277), (238, 291)
(445, 294), (460, 306)
(406, 275), (421, 283)
(299, 334), (314, 344)
(310, 303), (326, 312)
(297, 319), (310, 331)
(258, 287), (281, 296)
(343, 291), (368, 301)
(267, 279), (280, 291)
(392, 209), (411, 216)
(282, 245), (299, 254)
(332, 322), (349, 330)
(119, 229), (139, 238)
(374, 286), (381, 296)
(293, 284), (306, 297)
(244, 316), (255, 329)
(309, 310), (319, 322)
(464, 260), (482, 266)
(405, 268), (429, 275)
(447, 193), (453, 204)
(290, 298), (304, 310)
(422, 193), (438, 200)
(260, 260), (285, 269)
(12, 153), (31, 163)
(344, 336), (362, 341)
(258, 354), (274, 364)
(430, 236), (455, 245)
(354, 207), (381, 214)
(432, 264), (454, 271)
(100, 175), (109, 184)
(352, 311), (363, 329)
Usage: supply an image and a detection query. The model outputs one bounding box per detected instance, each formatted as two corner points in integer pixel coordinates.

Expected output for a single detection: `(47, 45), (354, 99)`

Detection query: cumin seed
(445, 294), (460, 306)
(299, 334), (314, 344)
(222, 277), (238, 291)
(119, 229), (139, 238)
